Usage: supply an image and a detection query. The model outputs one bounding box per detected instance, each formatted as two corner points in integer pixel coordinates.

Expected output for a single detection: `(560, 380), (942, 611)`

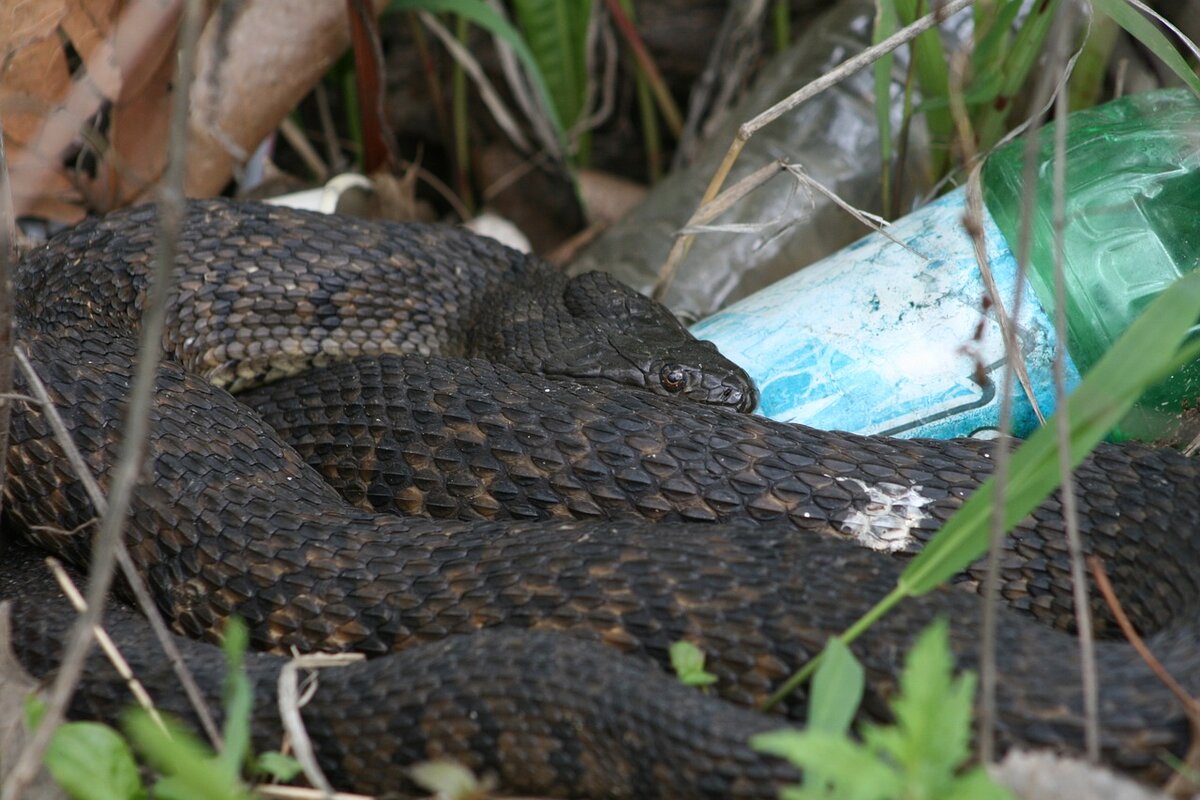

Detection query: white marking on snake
(835, 478), (934, 552)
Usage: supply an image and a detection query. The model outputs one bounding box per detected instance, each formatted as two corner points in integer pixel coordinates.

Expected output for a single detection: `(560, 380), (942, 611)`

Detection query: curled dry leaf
(1, 0), (386, 223)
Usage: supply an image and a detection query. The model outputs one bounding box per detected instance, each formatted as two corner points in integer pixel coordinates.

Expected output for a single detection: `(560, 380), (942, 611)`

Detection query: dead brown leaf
(2, 0), (386, 222)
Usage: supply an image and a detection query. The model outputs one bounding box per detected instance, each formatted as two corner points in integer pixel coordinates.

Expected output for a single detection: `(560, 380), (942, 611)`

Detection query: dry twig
(652, 0), (973, 300)
(1090, 557), (1200, 795)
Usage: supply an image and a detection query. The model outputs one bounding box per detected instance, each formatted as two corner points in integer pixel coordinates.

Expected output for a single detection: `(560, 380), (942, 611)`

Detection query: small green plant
(752, 619), (1013, 800)
(669, 640), (718, 687)
(409, 759), (496, 799)
(35, 618), (301, 800)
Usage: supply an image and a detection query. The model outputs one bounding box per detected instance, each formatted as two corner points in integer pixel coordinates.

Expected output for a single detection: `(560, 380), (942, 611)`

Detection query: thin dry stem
(1047, 12), (1099, 761)
(681, 160), (786, 230)
(45, 558), (167, 732)
(257, 787), (373, 800)
(944, 52), (1028, 762)
(740, 0), (972, 139)
(0, 74), (16, 564)
(0, 2), (206, 797)
(279, 118), (330, 183)
(1089, 557), (1200, 795)
(419, 12), (535, 155)
(653, 0), (972, 300)
(278, 654), (364, 798)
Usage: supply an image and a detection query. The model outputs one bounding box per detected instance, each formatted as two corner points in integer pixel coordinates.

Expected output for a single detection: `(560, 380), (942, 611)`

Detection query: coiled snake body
(3, 200), (1199, 798)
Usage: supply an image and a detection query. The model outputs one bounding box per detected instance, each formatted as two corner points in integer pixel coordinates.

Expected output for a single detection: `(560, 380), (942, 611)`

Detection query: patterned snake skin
(3, 200), (1198, 798)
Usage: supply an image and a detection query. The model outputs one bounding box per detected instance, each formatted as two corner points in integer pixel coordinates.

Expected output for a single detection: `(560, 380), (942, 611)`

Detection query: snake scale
(3, 199), (1198, 798)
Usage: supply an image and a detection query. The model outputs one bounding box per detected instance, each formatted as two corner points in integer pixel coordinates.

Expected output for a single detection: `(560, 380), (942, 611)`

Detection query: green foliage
(876, 0), (1200, 187)
(409, 759), (495, 799)
(752, 620), (1013, 800)
(253, 751), (304, 782)
(123, 713), (254, 800)
(1087, 0), (1200, 95)
(44, 721), (146, 800)
(387, 0), (569, 149)
(807, 637), (863, 736)
(669, 640), (719, 687)
(511, 0), (593, 161)
(765, 269), (1200, 709)
(39, 617), (300, 800)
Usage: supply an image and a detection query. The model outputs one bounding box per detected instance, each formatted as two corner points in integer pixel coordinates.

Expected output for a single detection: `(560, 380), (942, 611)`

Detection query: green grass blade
(894, 0), (953, 177)
(387, 0), (567, 143)
(873, 0), (899, 217)
(1090, 0), (1200, 96)
(901, 269), (1200, 595)
(217, 619), (252, 783)
(973, 0), (1059, 149)
(970, 0), (1024, 87)
(808, 637), (865, 735)
(766, 270), (1200, 711)
(513, 0), (591, 160)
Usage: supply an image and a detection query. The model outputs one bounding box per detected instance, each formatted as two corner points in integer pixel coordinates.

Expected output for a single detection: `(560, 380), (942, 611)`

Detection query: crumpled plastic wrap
(569, 0), (972, 322)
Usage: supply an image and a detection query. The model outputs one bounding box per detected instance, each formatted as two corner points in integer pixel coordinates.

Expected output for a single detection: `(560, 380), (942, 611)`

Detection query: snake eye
(660, 364), (687, 393)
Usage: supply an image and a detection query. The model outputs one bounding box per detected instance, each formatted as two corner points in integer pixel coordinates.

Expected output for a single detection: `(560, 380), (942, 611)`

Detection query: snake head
(553, 272), (759, 413)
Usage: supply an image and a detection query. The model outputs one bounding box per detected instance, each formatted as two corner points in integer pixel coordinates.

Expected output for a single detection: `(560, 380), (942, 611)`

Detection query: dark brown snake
(3, 200), (1198, 798)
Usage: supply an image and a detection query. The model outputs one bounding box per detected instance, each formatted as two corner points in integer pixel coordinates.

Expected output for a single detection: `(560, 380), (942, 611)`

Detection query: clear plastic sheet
(568, 0), (972, 322)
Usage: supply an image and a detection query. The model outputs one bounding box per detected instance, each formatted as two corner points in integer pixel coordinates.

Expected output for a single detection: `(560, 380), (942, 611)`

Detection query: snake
(3, 199), (1198, 798)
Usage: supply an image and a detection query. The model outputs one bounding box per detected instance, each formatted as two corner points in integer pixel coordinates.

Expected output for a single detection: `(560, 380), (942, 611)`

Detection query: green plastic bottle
(692, 89), (1200, 442)
(984, 89), (1200, 441)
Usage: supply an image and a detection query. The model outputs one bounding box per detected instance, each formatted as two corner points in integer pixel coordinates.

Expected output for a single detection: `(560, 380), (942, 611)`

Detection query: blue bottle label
(689, 188), (1082, 439)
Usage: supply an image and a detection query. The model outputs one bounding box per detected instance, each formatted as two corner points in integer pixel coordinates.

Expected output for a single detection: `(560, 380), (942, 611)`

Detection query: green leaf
(45, 721), (145, 800)
(751, 730), (902, 800)
(942, 768), (1018, 800)
(893, 0), (953, 177)
(386, 0), (567, 144)
(253, 751), (303, 782)
(757, 621), (1014, 800)
(1089, 0), (1200, 96)
(669, 640), (719, 687)
(409, 759), (488, 798)
(23, 694), (46, 729)
(123, 712), (252, 800)
(512, 0), (589, 126)
(511, 0), (592, 162)
(971, 0), (1024, 78)
(898, 269), (1200, 597)
(807, 637), (864, 736)
(861, 619), (975, 787)
(218, 618), (252, 784)
(972, 0), (1059, 150)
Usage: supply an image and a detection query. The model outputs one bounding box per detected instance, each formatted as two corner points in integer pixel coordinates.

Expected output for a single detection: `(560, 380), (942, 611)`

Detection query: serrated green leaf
(861, 619), (976, 786)
(807, 637), (864, 736)
(943, 767), (1017, 800)
(254, 751), (303, 782)
(45, 721), (145, 800)
(751, 730), (902, 800)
